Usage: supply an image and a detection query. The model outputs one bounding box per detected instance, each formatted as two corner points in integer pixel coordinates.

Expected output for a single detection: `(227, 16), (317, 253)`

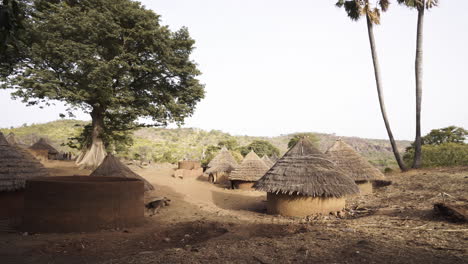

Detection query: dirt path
(0, 162), (467, 264)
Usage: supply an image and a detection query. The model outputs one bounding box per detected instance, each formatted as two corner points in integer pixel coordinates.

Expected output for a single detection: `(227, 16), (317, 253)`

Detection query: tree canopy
(421, 126), (467, 145)
(239, 140), (280, 158)
(2, 0), (204, 168)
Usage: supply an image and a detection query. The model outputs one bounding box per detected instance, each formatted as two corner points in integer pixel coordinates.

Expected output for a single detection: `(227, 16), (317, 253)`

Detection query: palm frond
(379, 0), (390, 12)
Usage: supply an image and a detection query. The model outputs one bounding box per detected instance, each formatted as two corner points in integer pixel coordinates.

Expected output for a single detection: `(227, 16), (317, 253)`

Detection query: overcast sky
(1, 0), (467, 140)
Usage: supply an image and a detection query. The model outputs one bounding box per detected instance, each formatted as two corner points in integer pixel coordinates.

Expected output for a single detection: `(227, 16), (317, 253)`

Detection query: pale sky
(1, 0), (467, 140)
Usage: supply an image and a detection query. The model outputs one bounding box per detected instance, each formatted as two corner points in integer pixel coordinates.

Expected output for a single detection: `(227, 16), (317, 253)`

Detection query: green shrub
(403, 143), (468, 167)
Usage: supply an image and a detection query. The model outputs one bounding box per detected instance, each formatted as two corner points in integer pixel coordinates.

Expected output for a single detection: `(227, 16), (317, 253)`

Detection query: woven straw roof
(29, 138), (59, 154)
(0, 132), (49, 192)
(205, 163), (237, 174)
(90, 154), (154, 192)
(229, 151), (269, 182)
(254, 138), (359, 198)
(325, 139), (385, 181)
(261, 155), (274, 168)
(205, 147), (238, 174)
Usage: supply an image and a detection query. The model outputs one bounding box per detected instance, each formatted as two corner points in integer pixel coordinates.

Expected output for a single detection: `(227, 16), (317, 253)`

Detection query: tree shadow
(211, 190), (266, 213)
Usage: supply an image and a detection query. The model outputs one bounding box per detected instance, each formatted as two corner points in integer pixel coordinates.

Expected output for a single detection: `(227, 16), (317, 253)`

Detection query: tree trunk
(366, 15), (407, 172)
(76, 106), (107, 170)
(412, 6), (424, 168)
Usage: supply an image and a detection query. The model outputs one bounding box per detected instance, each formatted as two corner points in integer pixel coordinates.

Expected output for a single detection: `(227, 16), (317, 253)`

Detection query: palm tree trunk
(366, 15), (407, 171)
(413, 6), (424, 168)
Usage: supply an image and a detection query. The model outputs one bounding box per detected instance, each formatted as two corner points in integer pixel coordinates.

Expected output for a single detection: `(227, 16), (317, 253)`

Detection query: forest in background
(1, 119), (411, 170)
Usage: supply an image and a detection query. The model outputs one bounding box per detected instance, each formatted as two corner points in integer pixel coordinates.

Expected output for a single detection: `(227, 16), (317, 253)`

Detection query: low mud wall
(178, 161), (201, 170)
(232, 181), (255, 190)
(22, 176), (144, 233)
(267, 193), (345, 217)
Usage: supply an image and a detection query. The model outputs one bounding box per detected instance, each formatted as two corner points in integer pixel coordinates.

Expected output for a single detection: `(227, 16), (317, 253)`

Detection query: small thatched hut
(325, 139), (385, 195)
(206, 147), (238, 184)
(261, 155), (274, 168)
(29, 138), (59, 160)
(5, 132), (17, 145)
(254, 138), (359, 217)
(90, 154), (155, 192)
(0, 132), (49, 224)
(229, 151), (269, 190)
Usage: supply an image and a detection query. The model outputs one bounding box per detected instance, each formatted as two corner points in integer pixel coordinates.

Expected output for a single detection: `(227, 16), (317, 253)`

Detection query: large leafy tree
(2, 0), (204, 169)
(336, 0), (407, 171)
(0, 0), (30, 77)
(421, 126), (466, 146)
(397, 0), (438, 168)
(239, 140), (280, 158)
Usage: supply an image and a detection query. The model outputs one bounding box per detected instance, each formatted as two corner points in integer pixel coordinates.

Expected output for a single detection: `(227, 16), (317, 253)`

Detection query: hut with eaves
(205, 147), (238, 184)
(229, 151), (269, 190)
(254, 138), (359, 217)
(29, 138), (59, 160)
(325, 139), (385, 194)
(261, 155), (274, 168)
(0, 132), (49, 227)
(90, 154), (155, 192)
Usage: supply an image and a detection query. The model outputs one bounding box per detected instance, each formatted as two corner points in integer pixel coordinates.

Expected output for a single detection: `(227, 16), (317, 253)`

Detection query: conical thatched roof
(90, 154), (154, 192)
(206, 147), (238, 174)
(229, 151), (269, 182)
(0, 132), (49, 192)
(254, 138), (359, 198)
(325, 139), (385, 181)
(261, 155), (274, 168)
(205, 163), (237, 174)
(29, 138), (59, 154)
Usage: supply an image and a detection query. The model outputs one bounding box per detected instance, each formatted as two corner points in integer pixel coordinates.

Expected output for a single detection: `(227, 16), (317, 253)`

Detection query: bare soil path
(0, 162), (467, 264)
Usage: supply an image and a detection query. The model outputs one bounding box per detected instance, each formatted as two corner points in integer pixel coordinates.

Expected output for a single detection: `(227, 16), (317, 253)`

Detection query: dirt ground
(0, 161), (467, 264)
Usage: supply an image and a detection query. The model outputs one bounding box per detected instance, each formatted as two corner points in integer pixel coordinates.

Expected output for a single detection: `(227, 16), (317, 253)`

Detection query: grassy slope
(1, 120), (411, 169)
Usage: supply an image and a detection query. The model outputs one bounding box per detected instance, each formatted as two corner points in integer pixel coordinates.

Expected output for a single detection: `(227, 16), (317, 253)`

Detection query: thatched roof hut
(90, 154), (154, 192)
(229, 151), (269, 190)
(326, 139), (385, 194)
(0, 132), (49, 192)
(261, 155), (274, 168)
(207, 147), (238, 169)
(254, 138), (359, 217)
(205, 147), (238, 184)
(29, 138), (59, 160)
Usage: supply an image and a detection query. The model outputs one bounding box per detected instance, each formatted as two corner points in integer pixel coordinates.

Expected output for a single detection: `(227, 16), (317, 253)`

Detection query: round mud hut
(206, 147), (238, 184)
(0, 132), (49, 228)
(261, 155), (274, 168)
(325, 139), (385, 195)
(254, 138), (359, 217)
(29, 138), (59, 160)
(229, 151), (269, 190)
(90, 154), (155, 192)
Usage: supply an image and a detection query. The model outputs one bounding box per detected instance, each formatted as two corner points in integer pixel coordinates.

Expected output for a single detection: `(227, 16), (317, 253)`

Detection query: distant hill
(1, 119), (411, 169)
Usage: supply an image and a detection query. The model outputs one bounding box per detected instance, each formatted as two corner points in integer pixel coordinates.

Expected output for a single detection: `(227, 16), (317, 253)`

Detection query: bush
(384, 167), (393, 173)
(403, 143), (468, 167)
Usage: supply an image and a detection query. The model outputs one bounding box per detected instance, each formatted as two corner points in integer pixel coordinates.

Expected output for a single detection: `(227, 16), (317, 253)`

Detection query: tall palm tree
(397, 0), (438, 168)
(336, 0), (407, 171)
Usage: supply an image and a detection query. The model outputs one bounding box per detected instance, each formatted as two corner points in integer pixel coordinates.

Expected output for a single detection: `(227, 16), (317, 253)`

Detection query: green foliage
(384, 167), (393, 173)
(421, 126), (467, 146)
(287, 133), (319, 149)
(0, 0), (30, 77)
(240, 140), (280, 158)
(403, 143), (468, 167)
(2, 0), (204, 149)
(217, 138), (239, 150)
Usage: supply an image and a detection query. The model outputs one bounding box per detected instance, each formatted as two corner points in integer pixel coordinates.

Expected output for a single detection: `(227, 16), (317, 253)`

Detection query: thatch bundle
(254, 138), (359, 198)
(261, 155), (274, 168)
(0, 132), (49, 192)
(229, 151), (269, 182)
(5, 132), (17, 145)
(90, 154), (154, 192)
(325, 139), (385, 181)
(206, 147), (238, 174)
(29, 138), (59, 155)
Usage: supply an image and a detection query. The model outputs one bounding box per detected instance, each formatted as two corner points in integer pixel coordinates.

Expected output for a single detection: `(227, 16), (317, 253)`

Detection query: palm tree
(397, 0), (438, 168)
(336, 0), (407, 171)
